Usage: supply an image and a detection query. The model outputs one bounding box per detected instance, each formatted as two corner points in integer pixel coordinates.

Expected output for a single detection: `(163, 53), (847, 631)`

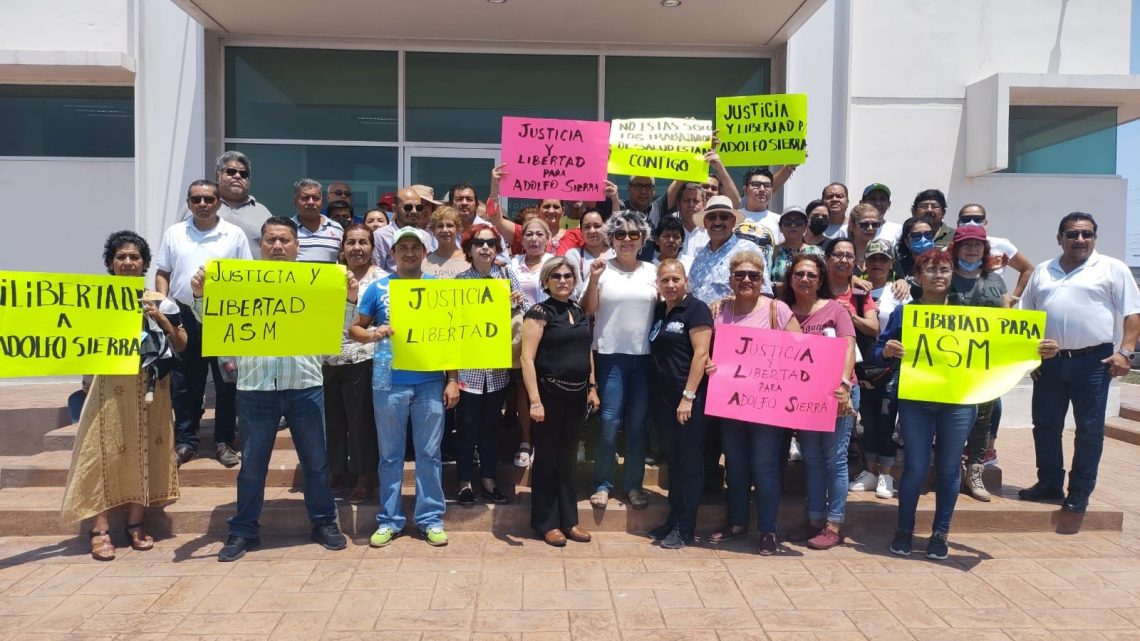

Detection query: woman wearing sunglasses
(846, 203), (883, 272)
(509, 216), (555, 469)
(582, 212), (659, 510)
(769, 204), (824, 296)
(895, 215), (937, 280)
(705, 251), (802, 554)
(780, 254), (857, 550)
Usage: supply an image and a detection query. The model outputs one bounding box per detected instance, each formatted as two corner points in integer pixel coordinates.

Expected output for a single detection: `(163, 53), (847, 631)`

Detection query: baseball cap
(780, 205), (808, 222)
(953, 225), (987, 244)
(865, 238), (895, 260)
(377, 192), (396, 208)
(862, 183), (891, 199)
(392, 226), (426, 248)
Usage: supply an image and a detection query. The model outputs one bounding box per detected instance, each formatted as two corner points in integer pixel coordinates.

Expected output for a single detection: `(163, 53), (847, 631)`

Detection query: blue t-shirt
(358, 273), (442, 386)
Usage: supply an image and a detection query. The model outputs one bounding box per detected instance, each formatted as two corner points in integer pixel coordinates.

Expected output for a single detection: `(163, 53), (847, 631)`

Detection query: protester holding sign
(876, 249), (977, 560)
(61, 231), (187, 561)
(582, 212), (658, 510)
(350, 227), (460, 549)
(563, 210), (610, 300)
(521, 258), (599, 547)
(487, 164), (576, 256)
(780, 254), (857, 551)
(453, 224), (526, 507)
(645, 260), (713, 549)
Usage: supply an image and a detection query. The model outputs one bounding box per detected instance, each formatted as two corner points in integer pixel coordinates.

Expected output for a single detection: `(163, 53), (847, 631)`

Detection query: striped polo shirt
(291, 215), (344, 263)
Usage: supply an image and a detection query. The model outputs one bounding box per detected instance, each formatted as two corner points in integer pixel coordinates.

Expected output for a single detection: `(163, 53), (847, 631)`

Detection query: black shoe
(1018, 483), (1064, 502)
(660, 524), (686, 549)
(925, 532), (949, 561)
(757, 532), (779, 556)
(218, 535), (259, 562)
(478, 486), (510, 505)
(175, 445), (197, 468)
(1062, 495), (1089, 514)
(890, 529), (913, 556)
(215, 443), (240, 468)
(311, 522), (348, 551)
(649, 522), (674, 541)
(457, 487), (476, 507)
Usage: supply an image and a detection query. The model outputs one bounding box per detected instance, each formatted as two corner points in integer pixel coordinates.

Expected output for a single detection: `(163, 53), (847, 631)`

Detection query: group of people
(61, 147), (1140, 563)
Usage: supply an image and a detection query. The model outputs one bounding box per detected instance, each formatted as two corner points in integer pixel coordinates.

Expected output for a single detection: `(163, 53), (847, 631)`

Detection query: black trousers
(457, 387), (509, 482)
(321, 361), (378, 478)
(530, 385), (585, 533)
(652, 388), (706, 538)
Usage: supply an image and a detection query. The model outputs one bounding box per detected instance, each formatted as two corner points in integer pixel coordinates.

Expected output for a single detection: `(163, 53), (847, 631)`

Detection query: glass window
(1005, 106), (1118, 174)
(405, 53), (597, 143)
(0, 85), (133, 157)
(604, 56), (769, 121)
(225, 143), (399, 218)
(226, 47), (398, 141)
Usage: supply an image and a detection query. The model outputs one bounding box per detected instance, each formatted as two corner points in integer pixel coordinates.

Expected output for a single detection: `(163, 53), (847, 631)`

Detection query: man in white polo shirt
(156, 180), (252, 467)
(1018, 212), (1140, 514)
(291, 178), (344, 263)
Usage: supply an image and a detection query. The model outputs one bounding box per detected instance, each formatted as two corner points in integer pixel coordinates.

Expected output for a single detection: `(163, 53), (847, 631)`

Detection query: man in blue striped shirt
(291, 178), (344, 263)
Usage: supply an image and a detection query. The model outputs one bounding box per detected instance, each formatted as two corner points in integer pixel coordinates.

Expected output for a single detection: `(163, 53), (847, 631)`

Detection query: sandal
(707, 524), (747, 544)
(513, 442), (532, 468)
(589, 490), (610, 509)
(626, 489), (649, 510)
(124, 523), (154, 551)
(89, 529), (115, 561)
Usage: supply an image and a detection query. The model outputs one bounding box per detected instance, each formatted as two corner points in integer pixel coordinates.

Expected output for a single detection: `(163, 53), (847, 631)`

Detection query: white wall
(5, 0), (131, 54)
(0, 159), (134, 274)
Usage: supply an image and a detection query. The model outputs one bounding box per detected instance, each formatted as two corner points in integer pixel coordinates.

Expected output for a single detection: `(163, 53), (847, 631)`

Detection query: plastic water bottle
(373, 337), (393, 391)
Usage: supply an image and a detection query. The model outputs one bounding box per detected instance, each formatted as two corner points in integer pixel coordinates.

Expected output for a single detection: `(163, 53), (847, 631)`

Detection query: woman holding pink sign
(780, 254), (858, 551)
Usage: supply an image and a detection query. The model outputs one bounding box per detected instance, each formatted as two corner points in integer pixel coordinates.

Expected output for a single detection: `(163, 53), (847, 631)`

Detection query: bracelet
(530, 402), (543, 408)
(447, 377), (458, 383)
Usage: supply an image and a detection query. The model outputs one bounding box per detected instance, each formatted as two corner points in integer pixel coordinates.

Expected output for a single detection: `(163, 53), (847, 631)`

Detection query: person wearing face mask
(803, 199), (833, 247)
(895, 215), (937, 279)
(957, 203), (1034, 304)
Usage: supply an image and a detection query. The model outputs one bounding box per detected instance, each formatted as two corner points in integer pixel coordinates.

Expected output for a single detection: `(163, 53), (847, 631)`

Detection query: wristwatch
(681, 389), (697, 401)
(1119, 347), (1135, 360)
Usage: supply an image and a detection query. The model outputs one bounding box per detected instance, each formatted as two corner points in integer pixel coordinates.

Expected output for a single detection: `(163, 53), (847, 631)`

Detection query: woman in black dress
(520, 257), (600, 546)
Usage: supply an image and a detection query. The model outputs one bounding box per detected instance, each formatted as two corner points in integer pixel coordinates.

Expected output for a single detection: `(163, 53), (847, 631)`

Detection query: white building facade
(1, 0), (1135, 279)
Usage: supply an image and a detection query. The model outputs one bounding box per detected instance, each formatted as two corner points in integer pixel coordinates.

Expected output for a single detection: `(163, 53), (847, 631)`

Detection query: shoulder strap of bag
(769, 297), (778, 330)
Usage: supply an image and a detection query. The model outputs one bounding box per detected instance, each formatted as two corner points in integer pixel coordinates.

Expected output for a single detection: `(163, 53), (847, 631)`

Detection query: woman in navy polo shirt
(647, 259), (714, 549)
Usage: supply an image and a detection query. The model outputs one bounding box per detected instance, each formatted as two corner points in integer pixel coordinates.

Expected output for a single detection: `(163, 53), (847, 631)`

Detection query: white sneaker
(875, 473), (896, 499)
(849, 470), (878, 492)
(789, 438), (802, 462)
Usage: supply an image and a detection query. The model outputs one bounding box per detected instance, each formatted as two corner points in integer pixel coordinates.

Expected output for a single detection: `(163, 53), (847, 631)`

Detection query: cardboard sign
(200, 259), (346, 357)
(705, 323), (848, 431)
(0, 271), (144, 376)
(898, 305), (1045, 404)
(388, 279), (512, 371)
(608, 118), (712, 182)
(715, 94), (807, 166)
(500, 116), (610, 201)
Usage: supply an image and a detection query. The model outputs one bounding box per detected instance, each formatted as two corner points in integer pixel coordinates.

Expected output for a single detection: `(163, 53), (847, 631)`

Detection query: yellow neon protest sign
(201, 259), (346, 357)
(898, 305), (1045, 404)
(608, 118), (712, 182)
(715, 94), (808, 166)
(388, 279), (512, 371)
(0, 270), (144, 377)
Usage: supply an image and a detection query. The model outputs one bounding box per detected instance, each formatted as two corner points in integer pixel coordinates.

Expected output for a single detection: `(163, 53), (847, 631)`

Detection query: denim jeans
(228, 387), (337, 539)
(720, 419), (785, 533)
(593, 353), (650, 494)
(374, 378), (445, 532)
(457, 387), (509, 482)
(171, 302), (236, 450)
(1031, 344), (1113, 499)
(897, 400), (976, 534)
(799, 385), (860, 524)
(651, 387), (707, 539)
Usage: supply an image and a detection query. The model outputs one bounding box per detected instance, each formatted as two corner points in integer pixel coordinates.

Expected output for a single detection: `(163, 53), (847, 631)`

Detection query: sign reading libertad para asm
(705, 323), (848, 432)
(898, 305), (1045, 404)
(388, 279), (511, 371)
(200, 259), (346, 357)
(500, 116), (610, 201)
(715, 94), (807, 166)
(0, 271), (144, 376)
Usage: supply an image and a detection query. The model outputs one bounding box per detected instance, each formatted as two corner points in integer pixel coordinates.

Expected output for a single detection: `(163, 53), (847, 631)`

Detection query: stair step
(1106, 416), (1140, 447)
(1119, 404), (1140, 423)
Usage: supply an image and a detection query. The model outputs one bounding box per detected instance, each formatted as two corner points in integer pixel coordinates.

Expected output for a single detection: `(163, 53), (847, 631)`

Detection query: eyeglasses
(470, 238), (497, 249)
(402, 203), (425, 212)
(629, 183), (654, 191)
(792, 270), (819, 281)
(746, 181), (773, 190)
(829, 252), (857, 261)
(549, 272), (575, 281)
(613, 230), (642, 241)
(857, 221), (882, 230)
(223, 167), (250, 179)
(189, 195), (217, 205)
(732, 270), (763, 282)
(1063, 229), (1096, 240)
(330, 189), (352, 198)
(915, 202), (943, 212)
(958, 215), (985, 225)
(781, 218), (806, 228)
(705, 213), (735, 222)
(908, 230), (936, 242)
(922, 268), (953, 276)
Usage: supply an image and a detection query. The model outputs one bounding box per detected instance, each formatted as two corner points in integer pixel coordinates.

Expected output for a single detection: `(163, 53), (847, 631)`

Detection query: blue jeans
(799, 385), (860, 524)
(1031, 344), (1113, 499)
(897, 400), (976, 535)
(171, 302), (236, 450)
(229, 387), (337, 539)
(721, 419), (785, 533)
(593, 353), (650, 494)
(374, 379), (445, 532)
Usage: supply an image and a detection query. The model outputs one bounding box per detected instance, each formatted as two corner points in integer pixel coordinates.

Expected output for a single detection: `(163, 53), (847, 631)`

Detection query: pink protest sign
(500, 116), (610, 201)
(705, 323), (848, 431)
